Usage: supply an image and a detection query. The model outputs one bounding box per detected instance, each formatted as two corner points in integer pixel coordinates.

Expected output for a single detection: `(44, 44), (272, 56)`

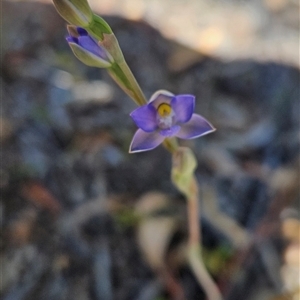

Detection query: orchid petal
(171, 94), (195, 123)
(77, 27), (88, 36)
(130, 105), (157, 132)
(129, 129), (165, 153)
(77, 35), (106, 58)
(159, 125), (181, 137)
(175, 114), (215, 139)
(66, 36), (78, 43)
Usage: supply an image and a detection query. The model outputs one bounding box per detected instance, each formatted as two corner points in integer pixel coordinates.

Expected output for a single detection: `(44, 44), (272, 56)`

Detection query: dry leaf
(135, 192), (179, 271)
(281, 218), (300, 243)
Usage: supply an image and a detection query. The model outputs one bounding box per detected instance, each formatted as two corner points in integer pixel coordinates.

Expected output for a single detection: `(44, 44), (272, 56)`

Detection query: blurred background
(1, 0), (299, 300)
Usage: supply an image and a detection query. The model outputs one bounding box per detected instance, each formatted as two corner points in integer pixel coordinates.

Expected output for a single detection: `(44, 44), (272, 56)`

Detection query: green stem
(188, 244), (223, 300)
(187, 177), (223, 300)
(163, 138), (179, 153)
(117, 61), (147, 106)
(102, 33), (147, 106)
(108, 62), (147, 106)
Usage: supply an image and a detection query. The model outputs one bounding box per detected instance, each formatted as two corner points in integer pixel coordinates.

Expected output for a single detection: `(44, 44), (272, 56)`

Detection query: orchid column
(52, 0), (222, 299)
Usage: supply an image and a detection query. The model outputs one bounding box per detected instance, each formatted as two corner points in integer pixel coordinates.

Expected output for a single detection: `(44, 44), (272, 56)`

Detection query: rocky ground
(1, 1), (299, 300)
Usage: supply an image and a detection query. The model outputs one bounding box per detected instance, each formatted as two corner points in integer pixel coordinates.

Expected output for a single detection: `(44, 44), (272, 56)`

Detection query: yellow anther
(157, 103), (172, 117)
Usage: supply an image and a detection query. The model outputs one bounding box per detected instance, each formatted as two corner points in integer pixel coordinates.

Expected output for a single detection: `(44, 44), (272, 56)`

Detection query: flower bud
(53, 0), (93, 27)
(66, 26), (113, 68)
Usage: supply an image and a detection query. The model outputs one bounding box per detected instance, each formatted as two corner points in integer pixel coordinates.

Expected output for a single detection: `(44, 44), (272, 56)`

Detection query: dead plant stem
(187, 177), (223, 300)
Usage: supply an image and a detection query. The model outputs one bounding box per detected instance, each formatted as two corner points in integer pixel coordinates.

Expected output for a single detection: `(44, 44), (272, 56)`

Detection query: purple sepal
(171, 95), (195, 123)
(77, 35), (102, 57)
(130, 105), (157, 132)
(129, 129), (165, 153)
(175, 114), (215, 139)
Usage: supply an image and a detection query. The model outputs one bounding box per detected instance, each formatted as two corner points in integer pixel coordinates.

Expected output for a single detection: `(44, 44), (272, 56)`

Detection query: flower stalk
(163, 138), (179, 154)
(172, 148), (223, 300)
(108, 62), (147, 106)
(98, 33), (147, 105)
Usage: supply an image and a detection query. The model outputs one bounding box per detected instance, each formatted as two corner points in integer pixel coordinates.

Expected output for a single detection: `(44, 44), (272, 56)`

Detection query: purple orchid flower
(129, 90), (216, 153)
(66, 26), (113, 68)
